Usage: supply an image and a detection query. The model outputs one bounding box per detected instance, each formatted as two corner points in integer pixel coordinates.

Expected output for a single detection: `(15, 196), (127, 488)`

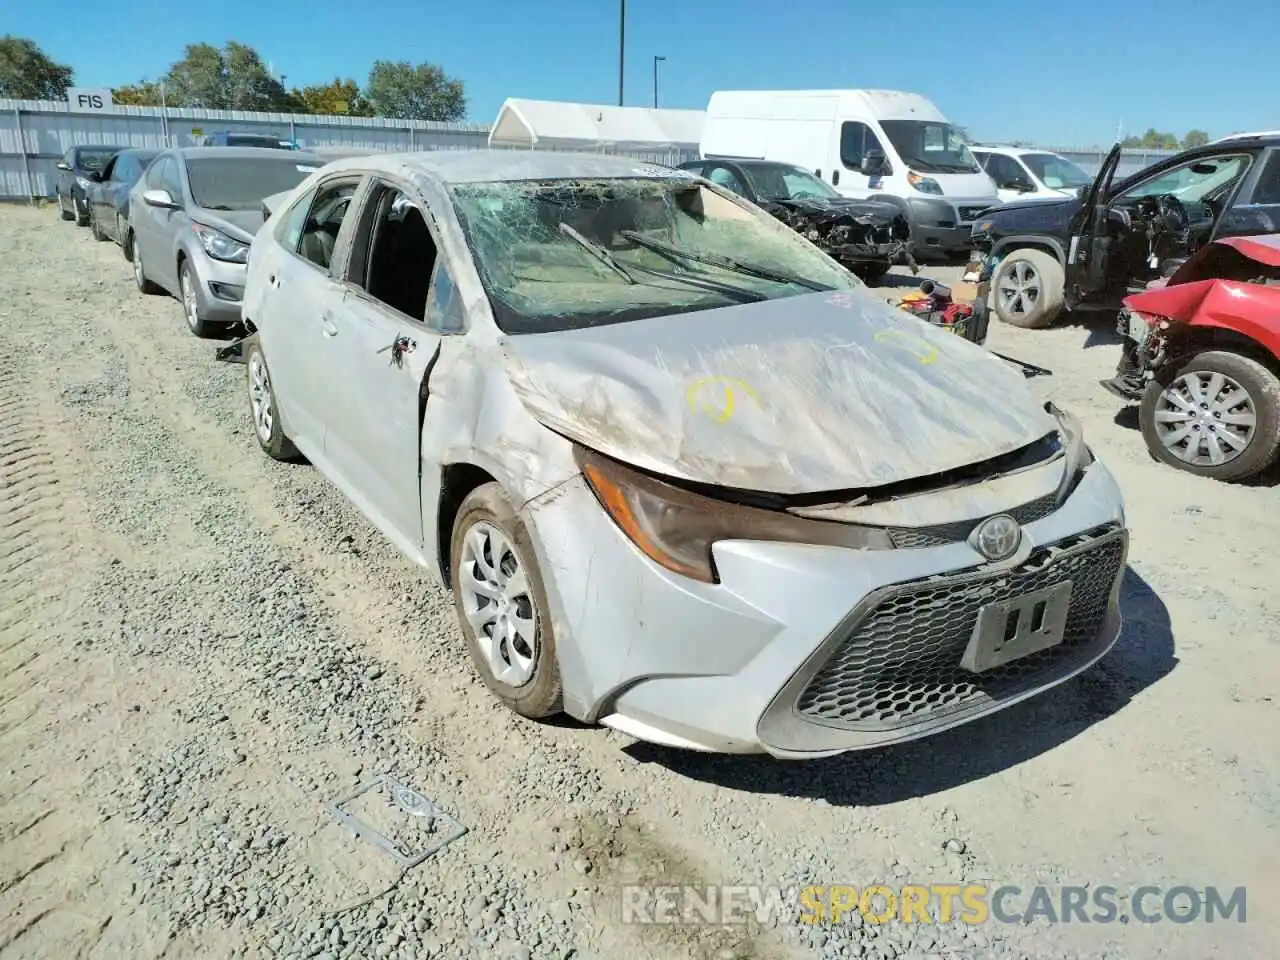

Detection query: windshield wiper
(558, 222), (637, 284)
(200, 203), (235, 210)
(619, 230), (830, 292)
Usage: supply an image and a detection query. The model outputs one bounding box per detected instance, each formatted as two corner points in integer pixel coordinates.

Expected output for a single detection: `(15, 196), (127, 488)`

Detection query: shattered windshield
(1020, 153), (1092, 190)
(450, 177), (862, 334)
(879, 121), (981, 174)
(740, 164), (841, 201)
(185, 157), (320, 210)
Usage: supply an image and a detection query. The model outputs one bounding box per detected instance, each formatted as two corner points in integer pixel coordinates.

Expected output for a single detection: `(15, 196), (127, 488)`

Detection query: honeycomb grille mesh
(795, 526), (1124, 730)
(886, 493), (1059, 550)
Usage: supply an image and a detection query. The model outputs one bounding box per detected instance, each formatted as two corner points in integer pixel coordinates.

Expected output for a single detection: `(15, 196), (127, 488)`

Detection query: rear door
(319, 179), (455, 556)
(1210, 148), (1280, 240)
(1064, 143), (1122, 307)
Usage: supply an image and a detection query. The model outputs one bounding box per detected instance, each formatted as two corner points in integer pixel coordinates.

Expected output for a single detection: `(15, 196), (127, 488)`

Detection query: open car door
(1064, 143), (1123, 307)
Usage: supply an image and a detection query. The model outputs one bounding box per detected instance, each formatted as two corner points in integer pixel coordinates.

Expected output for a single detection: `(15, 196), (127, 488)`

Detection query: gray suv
(126, 147), (326, 336)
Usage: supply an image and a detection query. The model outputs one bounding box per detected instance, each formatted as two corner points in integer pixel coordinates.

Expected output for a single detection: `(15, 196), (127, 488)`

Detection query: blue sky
(12, 0), (1279, 145)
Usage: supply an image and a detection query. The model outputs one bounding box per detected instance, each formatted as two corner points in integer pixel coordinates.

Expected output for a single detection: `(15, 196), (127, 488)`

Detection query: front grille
(887, 493), (1058, 549)
(795, 525), (1124, 731)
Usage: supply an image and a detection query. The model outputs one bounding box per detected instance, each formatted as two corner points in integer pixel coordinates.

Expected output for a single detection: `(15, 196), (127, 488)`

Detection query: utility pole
(652, 55), (665, 109)
(618, 0), (626, 106)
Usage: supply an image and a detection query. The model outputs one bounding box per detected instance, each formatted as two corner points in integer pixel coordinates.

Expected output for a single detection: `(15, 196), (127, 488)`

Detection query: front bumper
(189, 250), (248, 324)
(907, 197), (997, 255)
(522, 459), (1127, 758)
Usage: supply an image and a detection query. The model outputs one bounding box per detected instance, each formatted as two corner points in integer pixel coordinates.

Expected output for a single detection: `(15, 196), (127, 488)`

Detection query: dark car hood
(986, 196), (1080, 223)
(501, 288), (1057, 495)
(763, 195), (902, 224)
(191, 208), (266, 243)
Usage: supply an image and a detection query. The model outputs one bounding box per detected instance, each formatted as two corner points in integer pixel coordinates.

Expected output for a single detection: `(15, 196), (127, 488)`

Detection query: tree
(0, 35), (73, 100)
(161, 41), (291, 111)
(112, 80), (166, 106)
(364, 60), (465, 121)
(292, 78), (371, 117)
(1121, 128), (1179, 150)
(1182, 129), (1210, 149)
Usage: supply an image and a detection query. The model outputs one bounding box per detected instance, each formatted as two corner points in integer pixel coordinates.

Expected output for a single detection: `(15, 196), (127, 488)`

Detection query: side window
(98, 156), (117, 182)
(298, 180), (359, 270)
(972, 151), (991, 168)
(352, 184), (438, 322)
(839, 121), (884, 170)
(274, 187), (317, 254)
(1247, 152), (1280, 206)
(706, 164), (748, 196)
(425, 259), (465, 334)
(681, 163), (705, 177)
(986, 155), (1026, 187)
(1120, 154), (1250, 203)
(144, 156), (164, 187)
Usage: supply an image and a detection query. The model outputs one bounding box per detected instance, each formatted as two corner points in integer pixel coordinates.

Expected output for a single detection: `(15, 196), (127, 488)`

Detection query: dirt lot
(1, 202), (1277, 960)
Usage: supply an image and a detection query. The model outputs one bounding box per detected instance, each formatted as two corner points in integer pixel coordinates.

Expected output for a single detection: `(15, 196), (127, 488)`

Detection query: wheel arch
(1164, 326), (1280, 379)
(992, 236), (1067, 265)
(436, 462), (499, 588)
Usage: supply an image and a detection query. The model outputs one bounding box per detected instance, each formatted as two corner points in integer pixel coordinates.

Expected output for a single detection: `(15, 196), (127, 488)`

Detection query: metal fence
(1038, 146), (1181, 179)
(0, 98), (491, 200)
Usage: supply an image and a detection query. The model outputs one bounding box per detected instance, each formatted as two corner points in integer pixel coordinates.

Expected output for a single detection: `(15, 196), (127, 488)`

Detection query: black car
(968, 135), (1280, 329)
(677, 158), (913, 283)
(56, 144), (127, 225)
(84, 148), (158, 247)
(199, 130), (295, 149)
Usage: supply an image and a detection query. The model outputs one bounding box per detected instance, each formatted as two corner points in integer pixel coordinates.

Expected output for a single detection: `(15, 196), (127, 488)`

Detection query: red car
(1102, 233), (1280, 481)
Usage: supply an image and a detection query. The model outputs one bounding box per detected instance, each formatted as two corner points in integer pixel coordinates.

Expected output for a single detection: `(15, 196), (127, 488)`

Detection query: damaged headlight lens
(575, 446), (893, 584)
(193, 224), (249, 263)
(907, 172), (943, 195)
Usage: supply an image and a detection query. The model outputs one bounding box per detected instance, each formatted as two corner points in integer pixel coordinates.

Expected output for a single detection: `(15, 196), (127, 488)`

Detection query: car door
(319, 179), (453, 556)
(1208, 149), (1280, 241)
(833, 120), (890, 196)
(1064, 143), (1123, 307)
(133, 154), (184, 289)
(56, 148), (73, 201)
(255, 175), (366, 457)
(94, 154), (121, 227)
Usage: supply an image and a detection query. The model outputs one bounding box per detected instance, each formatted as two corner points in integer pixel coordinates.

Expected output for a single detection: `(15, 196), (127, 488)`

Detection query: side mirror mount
(142, 188), (179, 209)
(860, 150), (891, 177)
(56, 162), (71, 171)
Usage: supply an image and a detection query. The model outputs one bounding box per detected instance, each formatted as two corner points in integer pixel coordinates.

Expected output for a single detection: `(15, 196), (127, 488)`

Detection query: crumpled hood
(764, 195), (904, 225)
(192, 207), (266, 243)
(501, 289), (1059, 495)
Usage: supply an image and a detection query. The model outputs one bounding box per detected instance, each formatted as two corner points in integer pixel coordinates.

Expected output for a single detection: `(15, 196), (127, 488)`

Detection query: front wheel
(74, 193), (90, 227)
(180, 260), (215, 338)
(1139, 350), (1280, 482)
(992, 248), (1065, 329)
(450, 483), (563, 719)
(59, 191), (74, 221)
(90, 207), (107, 241)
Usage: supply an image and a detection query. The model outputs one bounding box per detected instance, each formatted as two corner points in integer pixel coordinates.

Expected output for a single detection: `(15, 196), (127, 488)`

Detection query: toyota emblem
(971, 514), (1022, 561)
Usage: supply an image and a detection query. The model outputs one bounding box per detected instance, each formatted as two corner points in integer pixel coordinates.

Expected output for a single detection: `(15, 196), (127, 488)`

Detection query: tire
(121, 222), (135, 261)
(992, 248), (1065, 329)
(59, 192), (74, 221)
(74, 192), (90, 227)
(244, 338), (301, 462)
(179, 260), (215, 338)
(130, 234), (161, 294)
(1139, 349), (1280, 482)
(853, 260), (892, 285)
(450, 482), (563, 719)
(90, 207), (107, 241)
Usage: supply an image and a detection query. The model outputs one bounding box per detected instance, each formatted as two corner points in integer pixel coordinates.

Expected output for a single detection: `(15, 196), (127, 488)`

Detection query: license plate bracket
(961, 580), (1073, 674)
(1126, 310), (1150, 344)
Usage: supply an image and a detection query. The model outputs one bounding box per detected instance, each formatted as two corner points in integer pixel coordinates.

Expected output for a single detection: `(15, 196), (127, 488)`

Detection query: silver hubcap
(459, 521), (538, 687)
(1154, 370), (1257, 467)
(998, 259), (1041, 316)
(133, 244), (143, 284)
(248, 353), (274, 443)
(181, 269), (199, 330)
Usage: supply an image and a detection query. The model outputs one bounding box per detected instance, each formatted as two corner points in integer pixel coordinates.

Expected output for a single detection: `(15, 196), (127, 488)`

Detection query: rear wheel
(245, 338), (301, 461)
(131, 234), (161, 294)
(90, 206), (107, 241)
(59, 191), (74, 221)
(1139, 349), (1280, 482)
(74, 193), (90, 226)
(992, 248), (1065, 329)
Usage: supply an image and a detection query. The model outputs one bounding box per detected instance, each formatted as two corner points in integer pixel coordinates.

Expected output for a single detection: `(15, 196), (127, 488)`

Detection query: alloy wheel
(1153, 370), (1257, 467)
(997, 259), (1041, 317)
(458, 521), (539, 687)
(248, 351), (274, 444)
(181, 267), (200, 332)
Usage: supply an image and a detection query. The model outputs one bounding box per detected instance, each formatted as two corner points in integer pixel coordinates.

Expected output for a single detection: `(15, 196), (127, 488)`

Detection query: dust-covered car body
(238, 150), (1127, 758)
(677, 158), (912, 281)
(125, 147), (327, 336)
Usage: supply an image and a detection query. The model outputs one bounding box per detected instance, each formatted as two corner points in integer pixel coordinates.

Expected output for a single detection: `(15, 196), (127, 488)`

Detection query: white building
(488, 98), (704, 164)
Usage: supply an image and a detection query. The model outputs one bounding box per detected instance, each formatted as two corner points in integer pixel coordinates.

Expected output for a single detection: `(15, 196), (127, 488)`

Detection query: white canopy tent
(488, 98), (704, 161)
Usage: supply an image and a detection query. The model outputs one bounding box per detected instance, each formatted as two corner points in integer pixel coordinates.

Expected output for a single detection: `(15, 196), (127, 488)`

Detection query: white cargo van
(700, 89), (999, 256)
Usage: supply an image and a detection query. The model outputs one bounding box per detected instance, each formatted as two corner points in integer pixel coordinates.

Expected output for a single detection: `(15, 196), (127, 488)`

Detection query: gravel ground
(1, 202), (1277, 960)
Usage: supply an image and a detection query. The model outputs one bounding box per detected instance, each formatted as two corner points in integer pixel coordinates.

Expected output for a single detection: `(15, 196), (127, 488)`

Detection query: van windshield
(879, 121), (980, 174)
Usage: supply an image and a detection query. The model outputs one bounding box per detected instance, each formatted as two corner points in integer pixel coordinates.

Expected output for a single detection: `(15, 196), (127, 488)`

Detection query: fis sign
(68, 88), (113, 111)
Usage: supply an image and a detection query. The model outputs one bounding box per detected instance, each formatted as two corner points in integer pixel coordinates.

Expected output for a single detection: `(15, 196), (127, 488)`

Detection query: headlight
(907, 172), (943, 195)
(575, 446), (892, 583)
(1046, 402), (1093, 503)
(193, 225), (249, 263)
(75, 176), (91, 190)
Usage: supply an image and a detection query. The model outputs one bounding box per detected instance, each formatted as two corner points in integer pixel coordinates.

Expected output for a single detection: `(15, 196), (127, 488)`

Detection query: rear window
(185, 157), (321, 211)
(76, 147), (120, 171)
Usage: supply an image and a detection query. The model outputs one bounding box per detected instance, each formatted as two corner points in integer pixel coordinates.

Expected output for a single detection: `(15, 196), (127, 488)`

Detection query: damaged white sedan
(236, 151), (1128, 758)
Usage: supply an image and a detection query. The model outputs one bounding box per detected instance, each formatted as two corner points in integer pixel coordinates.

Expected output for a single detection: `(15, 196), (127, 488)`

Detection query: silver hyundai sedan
(232, 150), (1129, 759)
(126, 147), (326, 336)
